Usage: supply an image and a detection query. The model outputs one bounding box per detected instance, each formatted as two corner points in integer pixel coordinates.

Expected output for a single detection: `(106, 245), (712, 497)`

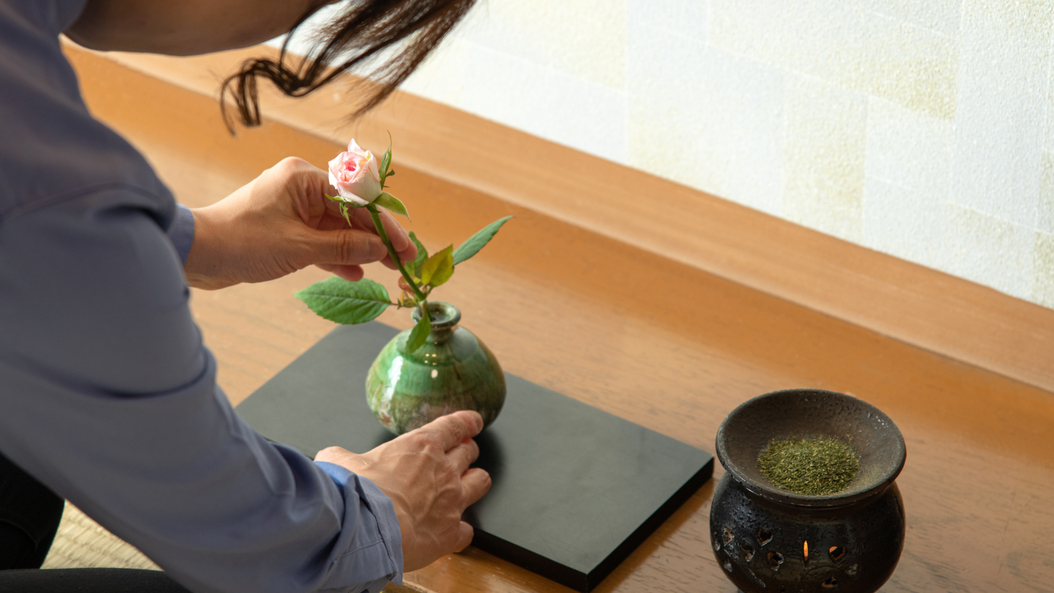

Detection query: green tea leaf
(409, 231), (428, 276)
(405, 307), (431, 353)
(294, 277), (391, 325)
(373, 192), (409, 219)
(452, 216), (513, 266)
(420, 245), (454, 286)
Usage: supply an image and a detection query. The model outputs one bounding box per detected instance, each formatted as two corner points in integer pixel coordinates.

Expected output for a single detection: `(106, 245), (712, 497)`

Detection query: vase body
(365, 302), (506, 435)
(710, 474), (905, 593)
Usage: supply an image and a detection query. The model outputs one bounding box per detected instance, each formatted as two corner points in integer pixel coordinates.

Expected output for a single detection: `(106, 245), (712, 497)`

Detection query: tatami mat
(38, 504), (423, 592)
(41, 504), (159, 570)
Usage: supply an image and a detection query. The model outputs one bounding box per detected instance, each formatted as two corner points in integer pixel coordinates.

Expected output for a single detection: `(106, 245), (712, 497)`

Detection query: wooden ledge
(62, 42), (1054, 593)
(72, 42), (1054, 395)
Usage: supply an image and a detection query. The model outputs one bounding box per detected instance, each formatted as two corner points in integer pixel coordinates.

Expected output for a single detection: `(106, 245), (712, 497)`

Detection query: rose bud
(327, 140), (382, 206)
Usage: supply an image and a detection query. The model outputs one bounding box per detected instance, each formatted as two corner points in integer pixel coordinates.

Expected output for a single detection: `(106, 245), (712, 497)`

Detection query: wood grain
(65, 46), (1054, 593)
(80, 42), (1054, 396)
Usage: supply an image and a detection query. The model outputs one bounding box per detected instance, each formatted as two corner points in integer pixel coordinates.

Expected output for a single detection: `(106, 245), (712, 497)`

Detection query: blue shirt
(0, 1), (402, 591)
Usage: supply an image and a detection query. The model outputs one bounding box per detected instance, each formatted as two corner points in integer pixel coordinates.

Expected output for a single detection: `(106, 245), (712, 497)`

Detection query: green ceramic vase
(365, 301), (506, 435)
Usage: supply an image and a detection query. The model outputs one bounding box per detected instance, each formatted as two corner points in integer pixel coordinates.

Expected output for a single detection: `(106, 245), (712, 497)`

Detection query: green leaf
(428, 247), (454, 288)
(337, 202), (351, 226)
(294, 277), (391, 325)
(380, 151), (392, 186)
(420, 245), (453, 287)
(373, 192), (409, 219)
(452, 216), (513, 266)
(405, 307), (431, 353)
(409, 231), (428, 276)
(380, 132), (394, 186)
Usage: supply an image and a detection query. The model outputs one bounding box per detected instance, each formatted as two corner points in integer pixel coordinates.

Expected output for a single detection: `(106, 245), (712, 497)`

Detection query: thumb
(300, 227), (389, 268)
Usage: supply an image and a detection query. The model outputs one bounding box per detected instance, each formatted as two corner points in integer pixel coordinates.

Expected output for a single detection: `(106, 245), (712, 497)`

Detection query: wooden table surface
(69, 49), (1054, 593)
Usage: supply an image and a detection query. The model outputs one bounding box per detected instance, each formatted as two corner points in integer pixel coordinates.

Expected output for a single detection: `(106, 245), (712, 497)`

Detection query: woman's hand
(316, 411), (491, 573)
(183, 157), (416, 290)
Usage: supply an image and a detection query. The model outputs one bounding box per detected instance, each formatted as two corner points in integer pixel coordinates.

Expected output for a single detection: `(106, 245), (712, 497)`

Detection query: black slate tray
(236, 323), (713, 592)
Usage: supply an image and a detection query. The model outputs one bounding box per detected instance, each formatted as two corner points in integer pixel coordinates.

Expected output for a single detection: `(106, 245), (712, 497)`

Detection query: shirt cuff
(167, 204), (195, 265)
(316, 461), (404, 591)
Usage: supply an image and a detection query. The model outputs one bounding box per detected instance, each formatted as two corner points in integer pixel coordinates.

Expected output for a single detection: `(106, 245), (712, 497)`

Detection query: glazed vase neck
(413, 301), (461, 345)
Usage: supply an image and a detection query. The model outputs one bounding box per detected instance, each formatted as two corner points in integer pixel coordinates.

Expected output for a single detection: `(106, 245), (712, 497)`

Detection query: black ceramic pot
(710, 389), (906, 593)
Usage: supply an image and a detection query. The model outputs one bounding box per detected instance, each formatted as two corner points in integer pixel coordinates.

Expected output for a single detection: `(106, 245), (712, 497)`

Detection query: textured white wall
(290, 0), (1054, 308)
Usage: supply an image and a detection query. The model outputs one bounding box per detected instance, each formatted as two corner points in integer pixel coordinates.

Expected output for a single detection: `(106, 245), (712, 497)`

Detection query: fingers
(316, 181), (416, 269)
(341, 202), (370, 225)
(453, 521), (475, 553)
(446, 438), (480, 475)
(303, 228), (388, 268)
(374, 208), (412, 253)
(418, 411), (484, 452)
(379, 247), (418, 271)
(460, 467), (491, 507)
(315, 208), (368, 232)
(392, 238), (417, 269)
(315, 263), (365, 282)
(346, 206), (416, 260)
(345, 207), (405, 244)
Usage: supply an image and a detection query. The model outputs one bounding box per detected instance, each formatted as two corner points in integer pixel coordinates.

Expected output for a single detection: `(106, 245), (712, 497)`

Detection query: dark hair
(220, 0), (476, 132)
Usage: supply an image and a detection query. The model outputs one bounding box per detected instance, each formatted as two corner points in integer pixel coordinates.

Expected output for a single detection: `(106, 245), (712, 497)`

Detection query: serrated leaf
(428, 250), (454, 288)
(409, 231), (428, 276)
(405, 307), (431, 353)
(294, 277), (391, 325)
(420, 245), (453, 286)
(373, 192), (409, 219)
(453, 216), (513, 266)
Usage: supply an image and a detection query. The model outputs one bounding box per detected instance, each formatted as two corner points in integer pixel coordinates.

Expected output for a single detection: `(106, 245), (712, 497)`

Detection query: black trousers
(0, 449), (63, 569)
(0, 451), (190, 592)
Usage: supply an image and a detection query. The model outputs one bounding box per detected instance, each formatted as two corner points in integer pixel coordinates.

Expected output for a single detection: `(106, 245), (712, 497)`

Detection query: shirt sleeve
(168, 204), (195, 265)
(0, 190), (402, 593)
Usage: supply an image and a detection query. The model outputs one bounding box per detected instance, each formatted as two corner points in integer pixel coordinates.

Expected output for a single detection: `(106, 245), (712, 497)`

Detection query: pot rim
(411, 301), (461, 329)
(715, 388), (906, 508)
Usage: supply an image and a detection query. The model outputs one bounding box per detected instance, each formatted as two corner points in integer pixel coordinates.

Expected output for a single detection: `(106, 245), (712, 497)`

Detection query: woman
(0, 1), (488, 591)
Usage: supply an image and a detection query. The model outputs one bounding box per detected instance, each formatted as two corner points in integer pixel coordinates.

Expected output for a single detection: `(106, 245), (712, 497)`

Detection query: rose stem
(365, 203), (428, 303)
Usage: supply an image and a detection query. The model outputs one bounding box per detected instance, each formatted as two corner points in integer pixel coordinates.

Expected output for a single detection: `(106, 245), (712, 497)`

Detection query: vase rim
(411, 301), (461, 329)
(715, 388), (906, 509)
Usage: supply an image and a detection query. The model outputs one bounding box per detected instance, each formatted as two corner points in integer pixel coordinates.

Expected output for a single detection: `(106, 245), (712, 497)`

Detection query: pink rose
(328, 140), (382, 206)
